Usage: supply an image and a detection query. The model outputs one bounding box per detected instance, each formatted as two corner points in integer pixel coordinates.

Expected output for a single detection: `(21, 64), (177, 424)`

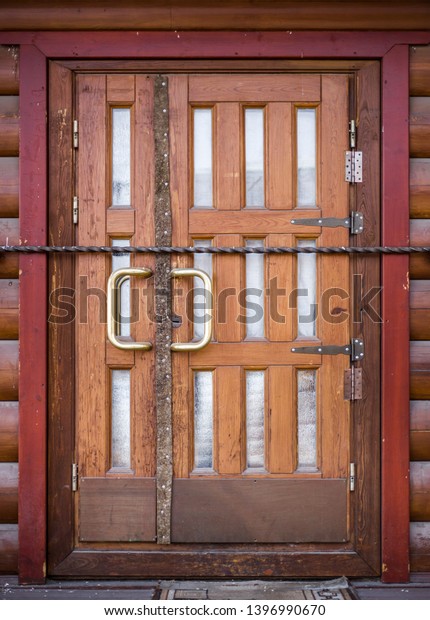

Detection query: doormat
(157, 578), (356, 600)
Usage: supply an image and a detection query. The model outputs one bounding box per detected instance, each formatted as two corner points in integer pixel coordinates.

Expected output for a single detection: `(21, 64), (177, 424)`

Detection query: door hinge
(349, 463), (355, 492)
(345, 151), (363, 183)
(344, 367), (363, 400)
(73, 120), (78, 149)
(73, 196), (79, 224)
(72, 463), (78, 492)
(291, 211), (364, 235)
(292, 338), (364, 363)
(349, 120), (356, 149)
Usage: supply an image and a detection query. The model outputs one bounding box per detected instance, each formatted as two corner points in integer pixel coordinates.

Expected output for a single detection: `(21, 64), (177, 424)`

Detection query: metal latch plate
(344, 368), (363, 400)
(345, 151), (363, 183)
(291, 211), (363, 235)
(292, 338), (364, 363)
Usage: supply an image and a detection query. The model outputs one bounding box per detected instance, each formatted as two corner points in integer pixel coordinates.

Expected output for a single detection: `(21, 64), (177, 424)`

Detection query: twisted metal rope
(1, 245), (430, 255)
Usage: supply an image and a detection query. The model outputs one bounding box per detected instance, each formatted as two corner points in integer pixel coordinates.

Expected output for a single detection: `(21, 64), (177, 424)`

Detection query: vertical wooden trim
(18, 44), (47, 584)
(381, 45), (410, 583)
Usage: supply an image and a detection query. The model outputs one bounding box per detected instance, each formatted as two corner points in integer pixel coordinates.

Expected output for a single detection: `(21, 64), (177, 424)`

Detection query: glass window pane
(112, 239), (131, 337)
(193, 109), (213, 208)
(193, 239), (213, 340)
(112, 108), (131, 206)
(246, 370), (265, 469)
(297, 239), (316, 338)
(111, 369), (131, 469)
(194, 371), (214, 470)
(246, 239), (265, 339)
(297, 369), (317, 469)
(297, 108), (316, 208)
(245, 108), (265, 208)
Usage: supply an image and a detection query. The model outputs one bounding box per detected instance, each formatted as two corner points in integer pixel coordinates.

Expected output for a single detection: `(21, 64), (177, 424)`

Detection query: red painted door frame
(1, 30), (429, 584)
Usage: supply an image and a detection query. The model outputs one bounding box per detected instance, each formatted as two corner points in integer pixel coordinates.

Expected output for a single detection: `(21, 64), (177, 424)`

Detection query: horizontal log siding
(410, 45), (430, 572)
(0, 45), (19, 574)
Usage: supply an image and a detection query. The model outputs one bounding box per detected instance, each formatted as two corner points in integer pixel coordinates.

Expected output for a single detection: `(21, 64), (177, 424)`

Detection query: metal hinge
(73, 120), (78, 148)
(349, 463), (355, 492)
(72, 463), (78, 492)
(291, 211), (364, 234)
(292, 338), (364, 363)
(73, 196), (79, 224)
(349, 120), (356, 149)
(345, 151), (363, 183)
(344, 367), (363, 400)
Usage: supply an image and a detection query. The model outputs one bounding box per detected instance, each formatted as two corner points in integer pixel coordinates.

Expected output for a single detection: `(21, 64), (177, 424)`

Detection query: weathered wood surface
(0, 158), (19, 218)
(410, 158), (430, 219)
(0, 524), (18, 574)
(410, 97), (430, 158)
(410, 342), (430, 400)
(0, 279), (18, 340)
(410, 461), (430, 520)
(0, 96), (19, 156)
(0, 340), (18, 400)
(0, 401), (18, 461)
(410, 521), (430, 571)
(410, 46), (430, 97)
(0, 462), (17, 523)
(0, 46), (19, 95)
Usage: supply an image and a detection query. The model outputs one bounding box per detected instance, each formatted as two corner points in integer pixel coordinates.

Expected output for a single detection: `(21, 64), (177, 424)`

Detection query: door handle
(170, 268), (213, 352)
(107, 267), (153, 351)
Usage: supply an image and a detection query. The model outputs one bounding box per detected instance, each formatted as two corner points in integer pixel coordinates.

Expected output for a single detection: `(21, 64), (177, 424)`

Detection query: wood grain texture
(410, 158), (430, 218)
(410, 280), (430, 308)
(0, 462), (18, 523)
(172, 479), (347, 543)
(410, 522), (430, 571)
(0, 46), (19, 95)
(0, 157), (18, 217)
(215, 103), (240, 211)
(79, 478), (156, 542)
(267, 103), (292, 210)
(0, 279), (19, 340)
(216, 367), (242, 475)
(410, 343), (430, 399)
(410, 428), (430, 460)
(0, 524), (18, 574)
(410, 400), (430, 430)
(189, 209), (321, 234)
(410, 461), (430, 520)
(0, 96), (19, 156)
(411, 309), (430, 340)
(268, 366), (295, 473)
(215, 235), (241, 343)
(410, 46), (430, 96)
(106, 208), (135, 234)
(410, 254), (430, 279)
(410, 218), (430, 245)
(0, 401), (18, 462)
(190, 342), (322, 366)
(0, 340), (18, 400)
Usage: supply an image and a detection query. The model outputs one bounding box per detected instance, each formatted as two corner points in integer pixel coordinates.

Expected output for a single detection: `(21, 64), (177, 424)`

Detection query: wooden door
(49, 66), (380, 577)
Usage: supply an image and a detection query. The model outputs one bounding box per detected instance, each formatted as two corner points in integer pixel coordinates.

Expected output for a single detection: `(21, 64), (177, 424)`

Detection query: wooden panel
(410, 254), (430, 279)
(268, 366), (295, 473)
(410, 97), (430, 157)
(410, 218), (430, 245)
(172, 479), (347, 543)
(411, 340), (430, 369)
(0, 46), (19, 95)
(215, 234), (241, 342)
(191, 342), (322, 366)
(410, 158), (430, 218)
(410, 399), (430, 462)
(410, 280), (430, 308)
(190, 209), (321, 234)
(410, 341), (430, 398)
(216, 366), (242, 474)
(0, 340), (18, 400)
(410, 46), (430, 97)
(0, 157), (18, 217)
(267, 103), (292, 209)
(216, 103), (240, 211)
(0, 462), (17, 523)
(267, 234), (293, 341)
(107, 74), (135, 102)
(0, 524), (18, 574)
(106, 208), (135, 235)
(411, 309), (430, 340)
(79, 478), (156, 542)
(0, 277), (19, 339)
(411, 400), (430, 429)
(189, 75), (321, 103)
(410, 429), (430, 460)
(410, 461), (430, 520)
(0, 217), (18, 244)
(0, 401), (18, 461)
(0, 96), (19, 156)
(410, 522), (430, 572)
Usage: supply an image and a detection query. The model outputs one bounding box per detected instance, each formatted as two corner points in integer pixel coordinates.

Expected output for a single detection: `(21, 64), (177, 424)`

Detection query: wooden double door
(48, 64), (380, 577)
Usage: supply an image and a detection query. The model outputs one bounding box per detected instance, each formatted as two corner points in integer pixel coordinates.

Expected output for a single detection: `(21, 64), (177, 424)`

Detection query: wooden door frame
(2, 31), (430, 584)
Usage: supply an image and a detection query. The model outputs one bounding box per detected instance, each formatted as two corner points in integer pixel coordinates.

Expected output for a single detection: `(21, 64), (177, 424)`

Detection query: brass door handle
(170, 268), (213, 352)
(107, 267), (153, 350)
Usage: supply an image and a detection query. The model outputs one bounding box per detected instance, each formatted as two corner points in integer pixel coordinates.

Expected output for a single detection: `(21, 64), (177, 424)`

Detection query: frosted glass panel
(297, 108), (316, 208)
(297, 370), (317, 469)
(194, 372), (214, 469)
(112, 108), (131, 205)
(245, 108), (265, 208)
(112, 239), (131, 337)
(246, 239), (265, 339)
(111, 370), (131, 469)
(193, 109), (213, 208)
(246, 371), (265, 469)
(193, 239), (213, 340)
(297, 239), (316, 338)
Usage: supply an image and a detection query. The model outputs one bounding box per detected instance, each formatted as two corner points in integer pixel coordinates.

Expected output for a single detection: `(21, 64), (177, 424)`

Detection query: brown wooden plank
(0, 217), (18, 244)
(0, 340), (17, 400)
(411, 371), (430, 399)
(0, 96), (19, 156)
(410, 254), (430, 279)
(410, 341), (430, 398)
(410, 280), (430, 308)
(410, 157), (430, 218)
(410, 429), (430, 460)
(79, 478), (156, 542)
(411, 340), (430, 369)
(0, 524), (18, 574)
(191, 342), (322, 366)
(216, 366), (242, 474)
(267, 234), (293, 342)
(0, 462), (17, 523)
(0, 278), (18, 308)
(0, 401), (18, 461)
(215, 103), (240, 211)
(267, 102), (292, 209)
(410, 522), (430, 572)
(215, 234), (242, 343)
(0, 158), (18, 217)
(107, 74), (135, 102)
(410, 46), (430, 97)
(0, 46), (19, 95)
(411, 399), (430, 429)
(190, 209), (321, 234)
(268, 366), (295, 473)
(411, 309), (430, 340)
(410, 218), (430, 245)
(410, 461), (430, 521)
(410, 97), (430, 157)
(0, 309), (18, 340)
(189, 75), (321, 103)
(106, 208), (135, 235)
(172, 479), (347, 543)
